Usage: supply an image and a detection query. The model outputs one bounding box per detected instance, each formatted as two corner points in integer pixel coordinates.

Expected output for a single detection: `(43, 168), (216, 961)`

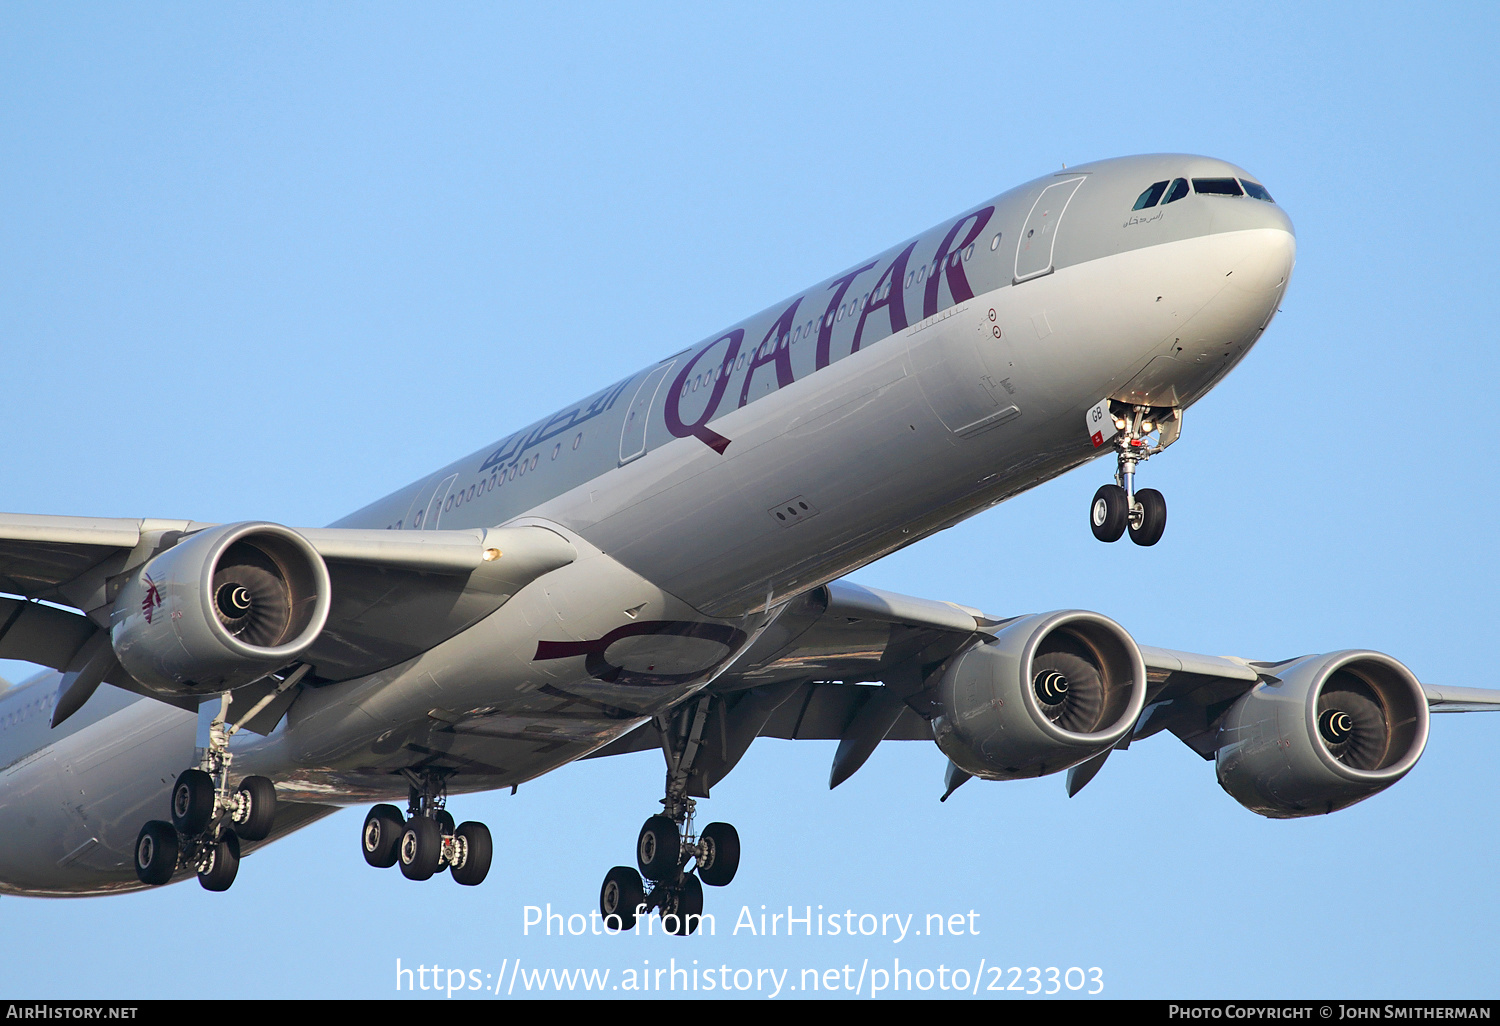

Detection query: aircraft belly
(240, 539), (771, 804)
(0, 700), (195, 895)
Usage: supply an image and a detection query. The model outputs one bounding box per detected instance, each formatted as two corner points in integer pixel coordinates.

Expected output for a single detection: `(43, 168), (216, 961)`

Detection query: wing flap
(824, 581), (984, 633)
(0, 512), (143, 548)
(1139, 645), (1259, 685)
(1423, 684), (1500, 713)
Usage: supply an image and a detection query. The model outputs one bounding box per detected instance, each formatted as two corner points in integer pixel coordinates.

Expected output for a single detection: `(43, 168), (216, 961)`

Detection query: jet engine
(1215, 651), (1429, 818)
(932, 610), (1147, 780)
(111, 522), (331, 696)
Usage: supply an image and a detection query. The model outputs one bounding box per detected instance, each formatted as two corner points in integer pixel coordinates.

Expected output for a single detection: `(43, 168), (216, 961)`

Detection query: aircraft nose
(1226, 223), (1296, 297)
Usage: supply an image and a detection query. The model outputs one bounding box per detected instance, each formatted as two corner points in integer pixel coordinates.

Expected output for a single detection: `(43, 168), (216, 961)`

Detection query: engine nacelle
(932, 610), (1147, 780)
(1215, 651), (1429, 818)
(111, 522), (331, 696)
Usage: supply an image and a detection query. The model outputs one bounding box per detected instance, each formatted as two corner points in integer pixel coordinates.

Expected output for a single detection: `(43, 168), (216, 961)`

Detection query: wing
(0, 511), (575, 724)
(586, 580), (1500, 800)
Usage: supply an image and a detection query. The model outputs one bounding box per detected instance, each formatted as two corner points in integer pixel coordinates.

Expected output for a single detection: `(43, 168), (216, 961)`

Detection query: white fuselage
(0, 154), (1295, 895)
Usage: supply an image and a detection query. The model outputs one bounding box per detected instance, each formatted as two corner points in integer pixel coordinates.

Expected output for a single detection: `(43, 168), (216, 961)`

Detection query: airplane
(1, 153), (1495, 933)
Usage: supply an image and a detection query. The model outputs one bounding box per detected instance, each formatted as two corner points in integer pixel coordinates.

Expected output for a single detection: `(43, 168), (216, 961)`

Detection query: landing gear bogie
(597, 699), (742, 936)
(360, 772), (495, 885)
(138, 690), (293, 892)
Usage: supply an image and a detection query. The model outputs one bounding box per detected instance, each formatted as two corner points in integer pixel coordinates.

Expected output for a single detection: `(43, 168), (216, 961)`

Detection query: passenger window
(1192, 177), (1244, 197)
(1132, 181), (1169, 210)
(1240, 179), (1275, 202)
(1161, 178), (1189, 204)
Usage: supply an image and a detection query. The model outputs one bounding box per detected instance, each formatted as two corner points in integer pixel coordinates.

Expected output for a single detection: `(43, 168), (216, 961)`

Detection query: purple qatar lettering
(815, 261), (877, 371)
(923, 207), (995, 319)
(738, 297), (803, 408)
(851, 240), (920, 353)
(664, 329), (745, 454)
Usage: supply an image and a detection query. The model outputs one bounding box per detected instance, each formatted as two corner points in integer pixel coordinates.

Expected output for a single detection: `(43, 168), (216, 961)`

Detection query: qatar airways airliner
(0, 154), (1493, 935)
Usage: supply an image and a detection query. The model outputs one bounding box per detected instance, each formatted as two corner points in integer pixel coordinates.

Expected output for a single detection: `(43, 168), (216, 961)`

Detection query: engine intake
(932, 610), (1147, 780)
(112, 523), (331, 696)
(1215, 651), (1429, 818)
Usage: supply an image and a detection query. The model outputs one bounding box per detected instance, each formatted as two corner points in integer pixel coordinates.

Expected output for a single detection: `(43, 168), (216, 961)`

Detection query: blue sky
(2, 3), (1498, 1000)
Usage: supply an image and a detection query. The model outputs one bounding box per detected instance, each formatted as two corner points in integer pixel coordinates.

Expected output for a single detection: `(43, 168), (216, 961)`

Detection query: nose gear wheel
(1089, 403), (1177, 546)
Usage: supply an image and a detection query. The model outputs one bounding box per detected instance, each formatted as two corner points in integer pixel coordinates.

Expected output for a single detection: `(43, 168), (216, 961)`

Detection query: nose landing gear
(1089, 403), (1178, 547)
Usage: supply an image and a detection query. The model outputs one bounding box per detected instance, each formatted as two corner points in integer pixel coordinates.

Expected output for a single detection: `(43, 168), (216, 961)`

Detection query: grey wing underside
(585, 582), (1500, 792)
(2, 511), (1495, 766)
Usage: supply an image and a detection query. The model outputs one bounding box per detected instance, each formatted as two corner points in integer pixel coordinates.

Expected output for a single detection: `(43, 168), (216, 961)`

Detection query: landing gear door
(1015, 177), (1086, 283)
(619, 360), (675, 465)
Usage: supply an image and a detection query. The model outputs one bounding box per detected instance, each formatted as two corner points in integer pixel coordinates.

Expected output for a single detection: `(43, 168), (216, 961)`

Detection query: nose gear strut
(1090, 403), (1179, 546)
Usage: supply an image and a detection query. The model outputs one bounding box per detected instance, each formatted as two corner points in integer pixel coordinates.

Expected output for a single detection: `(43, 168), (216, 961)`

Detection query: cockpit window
(1161, 178), (1189, 204)
(1193, 177), (1244, 197)
(1132, 181), (1169, 210)
(1240, 179), (1275, 202)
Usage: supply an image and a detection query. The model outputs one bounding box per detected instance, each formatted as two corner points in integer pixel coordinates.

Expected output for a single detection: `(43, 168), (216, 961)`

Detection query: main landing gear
(1091, 404), (1180, 547)
(134, 693), (279, 892)
(360, 771), (493, 886)
(599, 700), (740, 936)
(600, 802), (740, 937)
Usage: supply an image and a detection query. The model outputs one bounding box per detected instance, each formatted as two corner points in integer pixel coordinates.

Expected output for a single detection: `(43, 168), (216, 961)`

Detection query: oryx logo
(534, 620), (748, 687)
(141, 574), (164, 624)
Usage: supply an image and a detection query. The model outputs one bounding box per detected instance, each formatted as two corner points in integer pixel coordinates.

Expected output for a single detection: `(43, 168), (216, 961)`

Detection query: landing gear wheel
(170, 769), (215, 836)
(134, 821), (179, 886)
(232, 776), (277, 842)
(696, 822), (740, 887)
(434, 809), (456, 836)
(601, 866), (646, 930)
(362, 804), (405, 868)
(197, 830), (240, 892)
(636, 815), (680, 881)
(399, 815), (443, 881)
(1128, 488), (1168, 547)
(449, 822), (492, 886)
(1090, 485), (1128, 543)
(659, 874), (704, 936)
